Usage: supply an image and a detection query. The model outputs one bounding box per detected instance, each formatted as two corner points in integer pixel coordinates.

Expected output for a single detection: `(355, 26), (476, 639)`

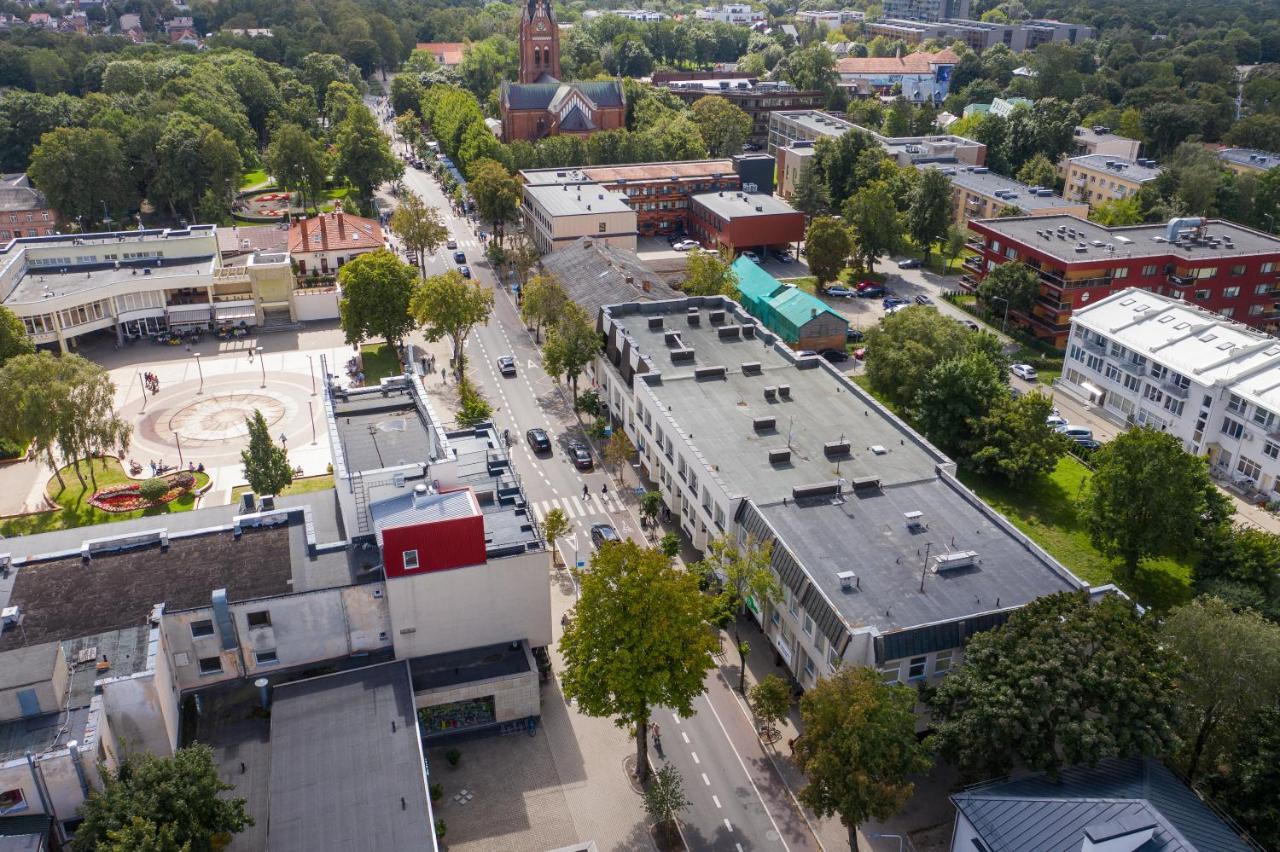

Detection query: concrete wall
(0, 645), (67, 722)
(388, 550), (551, 659)
(415, 662), (540, 726)
(98, 627), (179, 759)
(292, 286), (340, 321)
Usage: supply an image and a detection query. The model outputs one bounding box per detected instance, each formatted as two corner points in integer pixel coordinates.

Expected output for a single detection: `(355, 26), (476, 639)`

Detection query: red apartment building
(689, 189), (806, 254)
(0, 174), (56, 240)
(966, 215), (1280, 348)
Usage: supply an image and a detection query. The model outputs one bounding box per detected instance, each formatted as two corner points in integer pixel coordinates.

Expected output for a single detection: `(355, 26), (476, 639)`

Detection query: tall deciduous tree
(914, 351), (1008, 452)
(748, 674), (791, 738)
(965, 392), (1072, 484)
(1193, 525), (1280, 621)
(559, 540), (717, 782)
(681, 250), (739, 297)
(28, 127), (135, 229)
(519, 274), (570, 342)
(542, 301), (600, 403)
(389, 191), (449, 274)
(689, 95), (753, 158)
(240, 409), (293, 496)
(468, 158), (522, 243)
(541, 507), (570, 567)
(976, 260), (1039, 315)
(411, 269), (495, 372)
(72, 744), (251, 852)
(264, 123), (329, 214)
(864, 307), (1004, 409)
(1015, 152), (1057, 189)
(791, 163), (831, 220)
(843, 183), (898, 272)
(907, 169), (952, 264)
(0, 305), (34, 367)
(333, 103), (402, 207)
(794, 667), (931, 852)
(928, 591), (1182, 780)
(338, 250), (419, 351)
(1160, 597), (1280, 780)
(804, 216), (851, 290)
(1081, 428), (1231, 581)
(701, 536), (780, 693)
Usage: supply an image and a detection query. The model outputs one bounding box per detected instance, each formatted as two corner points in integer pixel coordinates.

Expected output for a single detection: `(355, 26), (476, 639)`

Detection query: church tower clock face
(537, 20), (547, 31)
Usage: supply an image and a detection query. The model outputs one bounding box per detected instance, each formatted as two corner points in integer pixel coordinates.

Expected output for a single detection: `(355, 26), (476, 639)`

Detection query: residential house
(287, 206), (384, 276)
(0, 174), (56, 239)
(835, 48), (960, 102)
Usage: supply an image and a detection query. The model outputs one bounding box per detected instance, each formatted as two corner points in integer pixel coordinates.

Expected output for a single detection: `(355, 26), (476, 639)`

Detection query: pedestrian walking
(582, 484), (589, 499)
(441, 367), (447, 384)
(601, 482), (608, 496)
(248, 349), (254, 364)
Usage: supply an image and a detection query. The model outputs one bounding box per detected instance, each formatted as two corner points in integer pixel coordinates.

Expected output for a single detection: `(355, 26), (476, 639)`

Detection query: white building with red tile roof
(287, 205), (385, 276)
(835, 48), (960, 102)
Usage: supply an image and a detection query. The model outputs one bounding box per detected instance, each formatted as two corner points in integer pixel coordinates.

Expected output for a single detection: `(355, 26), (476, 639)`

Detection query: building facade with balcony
(0, 225), (307, 351)
(965, 215), (1280, 348)
(659, 80), (824, 139)
(1062, 155), (1162, 208)
(1063, 288), (1280, 503)
(923, 163), (1088, 225)
(864, 17), (1093, 52)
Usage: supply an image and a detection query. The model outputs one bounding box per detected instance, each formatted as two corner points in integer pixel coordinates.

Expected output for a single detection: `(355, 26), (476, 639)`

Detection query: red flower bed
(88, 473), (198, 513)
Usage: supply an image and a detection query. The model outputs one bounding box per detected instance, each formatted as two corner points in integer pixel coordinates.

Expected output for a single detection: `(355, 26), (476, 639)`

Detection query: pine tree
(240, 409), (293, 496)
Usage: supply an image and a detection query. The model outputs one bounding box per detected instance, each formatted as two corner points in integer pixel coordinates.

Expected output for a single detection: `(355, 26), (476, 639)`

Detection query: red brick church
(499, 0), (625, 143)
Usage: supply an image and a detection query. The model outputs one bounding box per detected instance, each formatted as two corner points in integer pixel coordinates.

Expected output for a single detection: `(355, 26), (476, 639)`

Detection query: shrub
(434, 818), (446, 839)
(445, 747), (461, 767)
(575, 389), (601, 417)
(429, 782), (443, 801)
(173, 472), (196, 490)
(139, 477), (170, 502)
(456, 379), (492, 427)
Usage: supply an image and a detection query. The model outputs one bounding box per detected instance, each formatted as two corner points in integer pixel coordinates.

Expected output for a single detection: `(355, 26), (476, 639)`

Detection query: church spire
(518, 0), (560, 83)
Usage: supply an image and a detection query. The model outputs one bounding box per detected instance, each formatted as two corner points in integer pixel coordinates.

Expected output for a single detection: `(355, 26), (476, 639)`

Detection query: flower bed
(89, 472), (197, 513)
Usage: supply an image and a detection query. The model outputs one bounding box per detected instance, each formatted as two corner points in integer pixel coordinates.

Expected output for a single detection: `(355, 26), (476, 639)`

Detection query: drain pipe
(26, 750), (65, 846)
(66, 740), (91, 800)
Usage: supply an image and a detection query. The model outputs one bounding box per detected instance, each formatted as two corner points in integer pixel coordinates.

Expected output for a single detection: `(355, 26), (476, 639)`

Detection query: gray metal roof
(973, 215), (1280, 264)
(922, 163), (1082, 211)
(524, 182), (632, 217)
(4, 255), (216, 306)
(370, 488), (476, 544)
(1218, 147), (1280, 171)
(952, 757), (1256, 852)
(1069, 153), (1163, 183)
(267, 661), (434, 852)
(502, 80), (623, 110)
(539, 237), (679, 314)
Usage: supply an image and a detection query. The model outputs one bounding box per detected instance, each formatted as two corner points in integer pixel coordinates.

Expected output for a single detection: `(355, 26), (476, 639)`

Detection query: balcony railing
(1163, 382), (1190, 400)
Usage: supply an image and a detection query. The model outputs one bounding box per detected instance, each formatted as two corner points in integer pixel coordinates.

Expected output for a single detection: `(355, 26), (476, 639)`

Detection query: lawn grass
(240, 168), (269, 189)
(232, 474), (335, 501)
(360, 342), (402, 382)
(0, 458), (209, 537)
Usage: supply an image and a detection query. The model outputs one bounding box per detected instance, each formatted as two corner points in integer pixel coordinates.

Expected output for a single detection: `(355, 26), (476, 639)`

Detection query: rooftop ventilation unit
(837, 571), (858, 591)
(1, 606), (19, 628)
(792, 481), (840, 499)
(717, 324), (742, 340)
(850, 476), (881, 492)
(687, 309), (701, 327)
(768, 447), (791, 464)
(709, 309), (726, 325)
(870, 445), (887, 455)
(753, 416), (776, 432)
(742, 325), (756, 338)
(763, 385), (777, 401)
(824, 439), (851, 457)
(671, 347), (695, 362)
(648, 316), (664, 330)
(664, 331), (682, 347)
(904, 510), (925, 531)
(932, 550), (980, 573)
(741, 361), (762, 375)
(777, 384), (791, 399)
(694, 365), (726, 380)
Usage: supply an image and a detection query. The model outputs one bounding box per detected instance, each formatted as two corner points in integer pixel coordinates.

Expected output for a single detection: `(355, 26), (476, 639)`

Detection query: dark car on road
(497, 355), (516, 376)
(914, 294), (933, 305)
(846, 328), (864, 343)
(856, 286), (886, 298)
(820, 348), (849, 363)
(590, 523), (621, 548)
(458, 265), (471, 279)
(453, 250), (466, 264)
(526, 428), (552, 454)
(897, 258), (921, 269)
(568, 441), (593, 470)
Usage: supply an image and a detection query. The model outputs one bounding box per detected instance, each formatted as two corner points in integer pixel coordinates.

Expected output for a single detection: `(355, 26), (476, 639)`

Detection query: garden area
(359, 343), (402, 383)
(231, 474), (334, 501)
(0, 458), (210, 537)
(233, 185), (352, 223)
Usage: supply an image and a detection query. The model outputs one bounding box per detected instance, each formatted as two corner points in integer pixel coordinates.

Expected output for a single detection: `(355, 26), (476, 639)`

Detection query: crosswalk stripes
(530, 492), (625, 522)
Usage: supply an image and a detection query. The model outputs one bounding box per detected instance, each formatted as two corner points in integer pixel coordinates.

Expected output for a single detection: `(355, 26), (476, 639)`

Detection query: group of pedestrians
(143, 372), (160, 394)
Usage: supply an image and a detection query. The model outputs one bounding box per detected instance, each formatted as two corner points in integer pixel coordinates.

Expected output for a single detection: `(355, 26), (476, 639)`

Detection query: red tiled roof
(288, 210), (384, 255)
(414, 42), (467, 67)
(837, 48), (959, 75)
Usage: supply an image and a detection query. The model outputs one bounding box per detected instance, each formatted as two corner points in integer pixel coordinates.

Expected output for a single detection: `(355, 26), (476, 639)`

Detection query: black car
(897, 258), (921, 269)
(1074, 438), (1102, 453)
(458, 265), (471, 279)
(846, 328), (865, 343)
(590, 523), (621, 548)
(820, 348), (849, 363)
(914, 294), (933, 305)
(453, 250), (466, 264)
(526, 427), (552, 454)
(497, 355), (516, 376)
(568, 441), (593, 470)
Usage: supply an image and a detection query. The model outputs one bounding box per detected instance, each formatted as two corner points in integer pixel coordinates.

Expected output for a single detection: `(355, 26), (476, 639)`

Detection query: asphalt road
(374, 102), (818, 851)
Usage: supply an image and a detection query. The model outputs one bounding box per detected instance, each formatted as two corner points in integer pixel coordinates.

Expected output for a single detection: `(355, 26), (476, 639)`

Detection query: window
(1221, 307), (1235, 318)
(198, 656), (223, 675)
(1111, 267), (1128, 280)
(1263, 440), (1280, 460)
(1149, 363), (1168, 381)
(1221, 417), (1245, 440)
(802, 653), (816, 683)
(190, 620), (214, 638)
(255, 649), (279, 665)
(1237, 456), (1262, 481)
(1141, 264), (1158, 277)
(907, 656), (928, 680)
(933, 650), (953, 676)
(828, 642), (840, 670)
(598, 221), (606, 233)
(1195, 289), (1210, 300)
(1263, 262), (1275, 274)
(1256, 283), (1272, 295)
(403, 549), (419, 570)
(1223, 286), (1240, 298)
(1228, 394), (1248, 414)
(1250, 304), (1265, 316)
(714, 504), (726, 530)
(802, 613), (814, 637)
(1122, 372), (1141, 393)
(246, 610), (271, 628)
(1143, 384), (1164, 404)
(1193, 267), (1217, 279)
(0, 788), (27, 814)
(1163, 397), (1185, 417)
(788, 593), (800, 618)
(1231, 264), (1246, 276)
(878, 663), (900, 684)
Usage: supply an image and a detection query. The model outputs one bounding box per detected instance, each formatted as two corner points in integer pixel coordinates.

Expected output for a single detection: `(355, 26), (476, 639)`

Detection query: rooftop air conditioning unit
(1, 606), (19, 628)
(932, 550), (979, 573)
(903, 510), (925, 531)
(837, 571), (857, 591)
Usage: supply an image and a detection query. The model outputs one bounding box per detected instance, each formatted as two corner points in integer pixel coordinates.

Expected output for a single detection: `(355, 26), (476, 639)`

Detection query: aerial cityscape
(0, 0), (1278, 849)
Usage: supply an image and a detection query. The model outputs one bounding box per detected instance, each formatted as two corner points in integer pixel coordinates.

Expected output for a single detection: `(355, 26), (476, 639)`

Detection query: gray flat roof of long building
(1069, 154), (1162, 182)
(973, 215), (1280, 263)
(1218, 147), (1280, 171)
(923, 164), (1081, 210)
(755, 478), (1081, 633)
(4, 256), (216, 306)
(524, 182), (632, 217)
(691, 190), (798, 219)
(267, 661), (433, 852)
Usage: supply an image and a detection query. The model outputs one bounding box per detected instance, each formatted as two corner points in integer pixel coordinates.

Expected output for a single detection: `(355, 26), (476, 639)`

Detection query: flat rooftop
(608, 300), (941, 501)
(268, 662), (433, 852)
(692, 190), (798, 219)
(1219, 147), (1280, 171)
(408, 640), (531, 692)
(924, 164), (1081, 211)
(523, 182), (632, 217)
(756, 478), (1081, 634)
(521, 160), (736, 187)
(1069, 154), (1162, 182)
(1074, 125), (1140, 148)
(333, 387), (438, 472)
(773, 110), (855, 138)
(972, 215), (1280, 264)
(4, 255), (216, 306)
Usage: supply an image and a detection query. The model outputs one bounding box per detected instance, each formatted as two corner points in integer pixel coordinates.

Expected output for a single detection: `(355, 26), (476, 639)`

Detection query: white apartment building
(595, 296), (1096, 695)
(522, 182), (638, 254)
(1063, 288), (1280, 500)
(695, 4), (765, 25)
(795, 9), (864, 29)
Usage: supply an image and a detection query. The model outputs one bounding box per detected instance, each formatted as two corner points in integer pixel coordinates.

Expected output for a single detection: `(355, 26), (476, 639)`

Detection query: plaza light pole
(175, 431), (183, 470)
(306, 355), (316, 395)
(193, 352), (203, 394)
(308, 401), (316, 444)
(137, 372), (148, 412)
(256, 346), (265, 388)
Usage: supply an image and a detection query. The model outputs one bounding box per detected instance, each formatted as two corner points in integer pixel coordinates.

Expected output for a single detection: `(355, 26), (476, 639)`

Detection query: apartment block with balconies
(1064, 288), (1280, 503)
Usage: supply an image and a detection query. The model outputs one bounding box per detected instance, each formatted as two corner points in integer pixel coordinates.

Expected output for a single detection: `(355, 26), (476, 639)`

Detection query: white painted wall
(292, 287), (340, 320)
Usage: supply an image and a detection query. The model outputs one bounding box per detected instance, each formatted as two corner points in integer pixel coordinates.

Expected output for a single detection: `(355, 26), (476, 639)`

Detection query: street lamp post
(308, 401), (316, 444)
(256, 346), (265, 387)
(175, 431), (183, 470)
(306, 355), (316, 395)
(137, 372), (148, 412)
(193, 352), (203, 394)
(990, 295), (1011, 334)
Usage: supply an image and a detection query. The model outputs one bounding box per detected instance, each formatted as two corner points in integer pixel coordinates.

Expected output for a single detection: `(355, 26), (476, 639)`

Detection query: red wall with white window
(381, 513), (487, 578)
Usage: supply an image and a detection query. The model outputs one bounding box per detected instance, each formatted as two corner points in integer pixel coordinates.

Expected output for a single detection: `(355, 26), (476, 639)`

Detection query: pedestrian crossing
(530, 492), (626, 522)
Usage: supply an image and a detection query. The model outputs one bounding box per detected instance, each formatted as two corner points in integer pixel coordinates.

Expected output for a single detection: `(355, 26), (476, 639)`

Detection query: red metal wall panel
(382, 513), (487, 578)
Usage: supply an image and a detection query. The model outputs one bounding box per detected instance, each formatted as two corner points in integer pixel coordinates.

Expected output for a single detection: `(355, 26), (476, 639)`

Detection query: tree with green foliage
(943, 226), (968, 271)
(338, 250), (419, 351)
(411, 269), (495, 373)
(604, 430), (633, 476)
(966, 392), (1073, 484)
(682, 250), (739, 297)
(906, 169), (952, 264)
(559, 540), (717, 782)
(72, 744), (251, 852)
(542, 301), (600, 404)
(794, 667), (931, 852)
(139, 477), (170, 503)
(843, 183), (898, 272)
(264, 123), (330, 214)
(519, 274), (570, 342)
(690, 95), (753, 158)
(928, 591), (1182, 781)
(390, 191), (449, 274)
(776, 43), (837, 96)
(333, 103), (401, 207)
(701, 536), (780, 693)
(0, 305), (33, 368)
(240, 409), (293, 497)
(914, 351), (1008, 453)
(1193, 525), (1280, 622)
(541, 507), (570, 567)
(28, 127), (135, 229)
(976, 260), (1039, 316)
(1090, 196), (1144, 226)
(883, 96), (914, 136)
(804, 216), (851, 291)
(1081, 428), (1231, 582)
(455, 376), (493, 426)
(1015, 151), (1057, 189)
(1202, 705), (1280, 851)
(790, 162), (831, 220)
(1161, 597), (1280, 781)
(864, 307), (1004, 409)
(394, 111), (423, 157)
(643, 762), (690, 840)
(640, 491), (663, 530)
(749, 674), (791, 739)
(468, 158), (522, 244)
